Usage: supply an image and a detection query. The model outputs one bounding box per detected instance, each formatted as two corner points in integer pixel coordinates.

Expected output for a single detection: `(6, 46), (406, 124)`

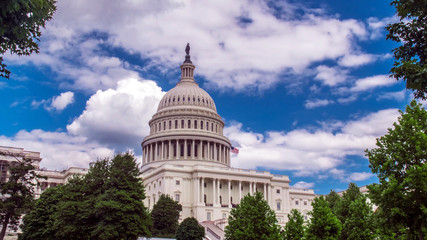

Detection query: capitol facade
(141, 46), (316, 225)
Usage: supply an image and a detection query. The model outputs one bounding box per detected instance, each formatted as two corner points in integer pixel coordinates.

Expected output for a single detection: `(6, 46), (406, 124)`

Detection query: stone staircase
(200, 221), (225, 240)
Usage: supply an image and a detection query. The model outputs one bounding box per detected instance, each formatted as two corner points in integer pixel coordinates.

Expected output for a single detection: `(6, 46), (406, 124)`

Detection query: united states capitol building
(1, 46), (315, 237)
(140, 46), (315, 225)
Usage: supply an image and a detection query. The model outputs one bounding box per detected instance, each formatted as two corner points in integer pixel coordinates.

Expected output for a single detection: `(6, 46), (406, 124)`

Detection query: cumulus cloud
(350, 75), (396, 92)
(315, 65), (348, 86)
(67, 78), (165, 149)
(338, 53), (375, 67)
(31, 91), (75, 112)
(0, 130), (114, 170)
(347, 172), (374, 181)
(225, 108), (400, 176)
(5, 0), (375, 92)
(305, 99), (334, 109)
(292, 181), (315, 189)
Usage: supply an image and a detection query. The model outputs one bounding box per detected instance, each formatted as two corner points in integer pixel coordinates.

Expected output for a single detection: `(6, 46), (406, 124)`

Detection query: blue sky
(0, 0), (414, 194)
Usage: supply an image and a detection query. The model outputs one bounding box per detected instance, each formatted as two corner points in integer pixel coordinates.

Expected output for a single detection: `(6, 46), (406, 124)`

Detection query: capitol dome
(142, 44), (231, 168)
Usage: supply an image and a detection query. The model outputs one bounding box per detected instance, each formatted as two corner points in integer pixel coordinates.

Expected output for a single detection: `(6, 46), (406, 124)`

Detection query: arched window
(163, 121), (166, 130)
(187, 144), (191, 157)
(188, 120), (191, 128)
(194, 120), (197, 129)
(169, 121), (172, 129)
(155, 124), (157, 132)
(175, 120), (178, 129)
(211, 123), (213, 131)
(206, 122), (209, 129)
(201, 121), (204, 129)
(180, 143), (184, 157)
(181, 120), (184, 128)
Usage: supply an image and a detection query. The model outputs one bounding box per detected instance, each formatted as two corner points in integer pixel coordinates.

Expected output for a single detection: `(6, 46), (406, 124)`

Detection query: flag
(231, 146), (239, 154)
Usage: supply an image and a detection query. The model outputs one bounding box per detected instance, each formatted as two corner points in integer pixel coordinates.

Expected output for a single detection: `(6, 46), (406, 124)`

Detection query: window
(176, 180), (180, 185)
(159, 181), (161, 186)
(206, 122), (209, 129)
(204, 194), (207, 203)
(201, 121), (204, 129)
(276, 201), (281, 211)
(295, 200), (299, 205)
(175, 120), (178, 129)
(219, 196), (222, 204)
(194, 120), (197, 129)
(163, 122), (166, 130)
(222, 213), (227, 219)
(231, 185), (233, 190)
(219, 184), (222, 189)
(207, 212), (212, 221)
(175, 194), (180, 202)
(181, 120), (184, 128)
(154, 183), (156, 188)
(304, 201), (307, 206)
(211, 123), (213, 131)
(169, 121), (171, 129)
(188, 120), (191, 128)
(276, 189), (280, 194)
(204, 183), (207, 188)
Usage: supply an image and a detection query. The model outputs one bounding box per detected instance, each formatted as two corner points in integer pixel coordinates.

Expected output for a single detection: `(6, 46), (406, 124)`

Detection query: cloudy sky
(0, 0), (413, 194)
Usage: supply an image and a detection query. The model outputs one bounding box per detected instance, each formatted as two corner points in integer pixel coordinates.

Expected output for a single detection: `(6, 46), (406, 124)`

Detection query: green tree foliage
(225, 191), (281, 240)
(175, 217), (205, 240)
(366, 100), (427, 240)
(343, 195), (375, 240)
(151, 194), (182, 238)
(19, 152), (152, 240)
(325, 190), (341, 214)
(306, 196), (341, 240)
(283, 209), (305, 240)
(0, 158), (43, 240)
(19, 185), (64, 240)
(0, 0), (56, 78)
(386, 0), (427, 99)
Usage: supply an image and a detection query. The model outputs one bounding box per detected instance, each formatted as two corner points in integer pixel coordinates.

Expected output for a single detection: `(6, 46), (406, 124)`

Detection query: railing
(289, 187), (314, 193)
(206, 227), (221, 240)
(221, 204), (229, 208)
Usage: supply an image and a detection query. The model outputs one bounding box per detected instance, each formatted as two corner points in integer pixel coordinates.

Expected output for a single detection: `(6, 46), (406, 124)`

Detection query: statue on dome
(184, 43), (192, 63)
(185, 43), (190, 55)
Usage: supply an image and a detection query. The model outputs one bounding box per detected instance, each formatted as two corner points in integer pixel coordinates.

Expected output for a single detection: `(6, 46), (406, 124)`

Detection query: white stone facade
(141, 50), (316, 225)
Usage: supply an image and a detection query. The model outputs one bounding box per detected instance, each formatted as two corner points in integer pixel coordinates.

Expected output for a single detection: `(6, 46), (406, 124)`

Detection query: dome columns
(142, 139), (230, 166)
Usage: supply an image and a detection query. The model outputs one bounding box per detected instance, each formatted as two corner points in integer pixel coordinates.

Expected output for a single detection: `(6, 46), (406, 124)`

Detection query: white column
(201, 177), (205, 203)
(168, 141), (172, 159)
(176, 140), (180, 159)
(154, 142), (158, 161)
(191, 140), (195, 158)
(228, 180), (231, 207)
(217, 179), (220, 204)
(198, 140), (202, 159)
(196, 177), (200, 203)
(249, 182), (252, 195)
(268, 184), (272, 206)
(263, 183), (267, 200)
(207, 142), (210, 160)
(213, 178), (216, 204)
(239, 181), (242, 203)
(150, 144), (154, 162)
(214, 143), (217, 161)
(161, 141), (164, 160)
(184, 139), (187, 159)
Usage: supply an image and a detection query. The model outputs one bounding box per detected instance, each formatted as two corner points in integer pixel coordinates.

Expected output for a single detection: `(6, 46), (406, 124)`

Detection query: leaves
(366, 100), (427, 239)
(175, 217), (205, 240)
(151, 194), (182, 238)
(387, 0), (427, 99)
(225, 192), (281, 240)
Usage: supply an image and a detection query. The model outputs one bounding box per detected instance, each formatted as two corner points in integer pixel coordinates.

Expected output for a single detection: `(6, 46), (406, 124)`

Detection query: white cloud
(67, 78), (165, 148)
(225, 108), (400, 176)
(377, 89), (408, 101)
(0, 130), (114, 170)
(49, 91), (75, 111)
(350, 75), (396, 92)
(338, 53), (375, 67)
(31, 91), (75, 112)
(315, 65), (348, 86)
(6, 0), (372, 92)
(367, 17), (396, 39)
(347, 172), (373, 181)
(305, 99), (334, 109)
(292, 181), (315, 189)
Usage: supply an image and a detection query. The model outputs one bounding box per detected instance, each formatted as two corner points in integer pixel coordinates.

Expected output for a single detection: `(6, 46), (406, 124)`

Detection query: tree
(90, 153), (151, 240)
(325, 190), (341, 215)
(19, 152), (152, 240)
(225, 191), (281, 240)
(342, 196), (376, 240)
(151, 194), (182, 238)
(386, 0), (427, 99)
(0, 158), (43, 240)
(306, 196), (341, 240)
(0, 0), (56, 78)
(366, 100), (427, 240)
(19, 185), (64, 240)
(283, 209), (305, 240)
(175, 217), (205, 240)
